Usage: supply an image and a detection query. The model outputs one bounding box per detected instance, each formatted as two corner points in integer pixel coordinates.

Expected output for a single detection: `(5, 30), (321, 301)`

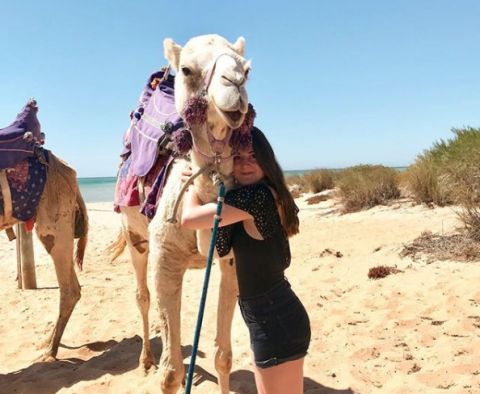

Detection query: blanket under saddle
(0, 152), (48, 222)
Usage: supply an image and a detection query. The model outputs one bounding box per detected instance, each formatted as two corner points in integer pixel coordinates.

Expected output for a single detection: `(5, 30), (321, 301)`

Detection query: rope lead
(185, 181), (226, 394)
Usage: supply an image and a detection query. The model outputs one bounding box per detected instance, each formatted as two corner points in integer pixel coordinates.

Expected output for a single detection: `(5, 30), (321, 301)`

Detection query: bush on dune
(440, 128), (480, 205)
(405, 127), (480, 240)
(337, 165), (400, 213)
(302, 169), (335, 193)
(403, 157), (453, 206)
(286, 169), (336, 198)
(405, 128), (480, 205)
(286, 175), (307, 198)
(442, 128), (480, 240)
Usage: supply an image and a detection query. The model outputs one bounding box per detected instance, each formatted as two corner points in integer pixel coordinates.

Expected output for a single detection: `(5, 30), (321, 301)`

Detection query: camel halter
(190, 52), (242, 163)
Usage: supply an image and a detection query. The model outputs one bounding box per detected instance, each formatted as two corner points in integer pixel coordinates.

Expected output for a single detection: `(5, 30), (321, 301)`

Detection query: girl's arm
(181, 187), (252, 230)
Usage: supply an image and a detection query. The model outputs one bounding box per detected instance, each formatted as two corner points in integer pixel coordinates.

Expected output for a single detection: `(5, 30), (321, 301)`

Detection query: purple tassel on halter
(183, 95), (208, 126)
(231, 103), (256, 151)
(172, 128), (193, 154)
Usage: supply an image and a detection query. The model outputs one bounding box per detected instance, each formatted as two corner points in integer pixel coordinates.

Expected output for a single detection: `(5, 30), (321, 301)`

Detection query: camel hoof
(37, 353), (57, 363)
(140, 352), (157, 374)
(159, 367), (185, 394)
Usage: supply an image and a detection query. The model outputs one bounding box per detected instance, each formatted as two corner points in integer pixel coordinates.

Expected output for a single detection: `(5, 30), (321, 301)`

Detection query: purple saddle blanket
(123, 69), (184, 177)
(0, 151), (48, 222)
(114, 152), (175, 219)
(0, 101), (43, 169)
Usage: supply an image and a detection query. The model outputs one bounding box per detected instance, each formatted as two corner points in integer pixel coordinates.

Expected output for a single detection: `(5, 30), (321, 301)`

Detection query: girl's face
(233, 148), (265, 186)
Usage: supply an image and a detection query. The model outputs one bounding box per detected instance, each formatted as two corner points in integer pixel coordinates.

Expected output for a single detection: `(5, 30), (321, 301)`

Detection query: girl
(182, 127), (311, 394)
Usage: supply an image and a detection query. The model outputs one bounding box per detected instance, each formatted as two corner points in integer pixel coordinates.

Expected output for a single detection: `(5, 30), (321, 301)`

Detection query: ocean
(78, 177), (117, 203)
(78, 171), (307, 203)
(78, 168), (407, 203)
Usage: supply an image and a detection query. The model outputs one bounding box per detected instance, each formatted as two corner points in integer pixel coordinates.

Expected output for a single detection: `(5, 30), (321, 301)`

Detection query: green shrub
(442, 128), (480, 239)
(406, 127), (480, 238)
(403, 158), (452, 206)
(405, 127), (480, 206)
(302, 169), (335, 193)
(440, 128), (480, 205)
(337, 165), (400, 212)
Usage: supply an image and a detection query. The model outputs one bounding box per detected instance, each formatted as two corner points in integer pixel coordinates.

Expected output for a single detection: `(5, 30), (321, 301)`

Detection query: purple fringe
(231, 103), (256, 152)
(176, 101), (256, 155)
(172, 129), (193, 154)
(183, 96), (208, 126)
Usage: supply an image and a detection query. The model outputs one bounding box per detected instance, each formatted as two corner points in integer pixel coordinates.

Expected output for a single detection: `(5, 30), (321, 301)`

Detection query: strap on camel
(167, 163), (215, 223)
(0, 170), (16, 240)
(0, 169), (16, 241)
(0, 170), (13, 221)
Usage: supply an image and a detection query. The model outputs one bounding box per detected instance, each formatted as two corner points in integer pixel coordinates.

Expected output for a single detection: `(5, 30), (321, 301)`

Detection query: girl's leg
(253, 357), (305, 394)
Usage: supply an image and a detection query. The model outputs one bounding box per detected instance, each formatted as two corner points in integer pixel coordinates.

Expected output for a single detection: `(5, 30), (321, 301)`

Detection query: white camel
(1, 152), (88, 361)
(117, 34), (251, 393)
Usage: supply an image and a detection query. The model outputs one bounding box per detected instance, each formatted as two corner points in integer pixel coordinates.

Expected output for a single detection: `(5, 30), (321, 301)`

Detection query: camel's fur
(1, 152), (88, 360)
(118, 34), (250, 393)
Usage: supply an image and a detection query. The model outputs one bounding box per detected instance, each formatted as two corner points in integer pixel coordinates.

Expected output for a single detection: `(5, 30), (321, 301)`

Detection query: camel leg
(120, 206), (155, 371)
(36, 227), (81, 361)
(215, 258), (238, 394)
(152, 244), (188, 394)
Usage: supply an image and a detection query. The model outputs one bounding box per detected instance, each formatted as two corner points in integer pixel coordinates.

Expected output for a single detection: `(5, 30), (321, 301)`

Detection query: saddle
(124, 67), (184, 177)
(0, 99), (44, 169)
(0, 100), (48, 235)
(115, 68), (184, 218)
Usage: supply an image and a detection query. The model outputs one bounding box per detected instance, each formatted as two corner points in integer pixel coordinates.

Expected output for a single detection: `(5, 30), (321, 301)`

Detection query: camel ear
(164, 38), (182, 71)
(232, 36), (245, 56)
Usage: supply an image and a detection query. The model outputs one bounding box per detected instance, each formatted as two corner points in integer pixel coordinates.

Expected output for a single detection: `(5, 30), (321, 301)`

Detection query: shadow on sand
(0, 335), (162, 394)
(0, 337), (353, 394)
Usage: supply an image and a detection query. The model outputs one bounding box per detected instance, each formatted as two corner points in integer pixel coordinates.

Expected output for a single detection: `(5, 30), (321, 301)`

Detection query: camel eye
(181, 67), (192, 77)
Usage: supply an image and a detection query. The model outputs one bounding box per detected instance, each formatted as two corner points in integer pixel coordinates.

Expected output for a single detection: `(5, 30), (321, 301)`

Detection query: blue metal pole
(185, 181), (226, 393)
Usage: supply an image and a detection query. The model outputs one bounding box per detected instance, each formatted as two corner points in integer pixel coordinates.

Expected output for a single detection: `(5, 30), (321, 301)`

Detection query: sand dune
(1, 197), (479, 393)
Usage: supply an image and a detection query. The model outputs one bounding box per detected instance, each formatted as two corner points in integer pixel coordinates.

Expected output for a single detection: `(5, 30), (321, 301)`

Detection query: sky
(1, 1), (480, 177)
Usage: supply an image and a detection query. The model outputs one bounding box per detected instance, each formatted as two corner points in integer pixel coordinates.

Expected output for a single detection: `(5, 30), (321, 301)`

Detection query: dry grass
(458, 206), (480, 241)
(289, 187), (303, 199)
(320, 248), (343, 258)
(305, 194), (331, 205)
(400, 230), (480, 262)
(337, 165), (401, 213)
(368, 265), (402, 279)
(286, 175), (307, 198)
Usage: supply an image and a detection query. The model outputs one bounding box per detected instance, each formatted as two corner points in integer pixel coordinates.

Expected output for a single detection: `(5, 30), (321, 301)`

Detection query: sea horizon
(78, 166), (408, 203)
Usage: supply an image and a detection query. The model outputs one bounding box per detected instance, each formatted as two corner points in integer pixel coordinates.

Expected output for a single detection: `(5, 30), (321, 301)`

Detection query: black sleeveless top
(216, 183), (291, 297)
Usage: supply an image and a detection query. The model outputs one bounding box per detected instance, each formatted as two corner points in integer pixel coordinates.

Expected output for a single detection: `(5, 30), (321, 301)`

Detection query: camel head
(163, 34), (251, 158)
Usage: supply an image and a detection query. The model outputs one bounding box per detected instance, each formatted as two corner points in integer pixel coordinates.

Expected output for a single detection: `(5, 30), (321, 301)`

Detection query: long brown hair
(251, 127), (299, 236)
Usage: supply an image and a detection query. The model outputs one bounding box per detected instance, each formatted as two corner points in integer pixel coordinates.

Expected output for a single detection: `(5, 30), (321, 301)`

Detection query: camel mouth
(225, 110), (242, 122)
(222, 110), (244, 128)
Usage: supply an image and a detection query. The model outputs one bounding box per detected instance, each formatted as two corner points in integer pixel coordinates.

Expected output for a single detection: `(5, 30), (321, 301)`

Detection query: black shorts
(238, 279), (311, 369)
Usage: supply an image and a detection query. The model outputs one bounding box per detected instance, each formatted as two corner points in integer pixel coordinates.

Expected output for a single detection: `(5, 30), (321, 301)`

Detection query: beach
(0, 195), (479, 393)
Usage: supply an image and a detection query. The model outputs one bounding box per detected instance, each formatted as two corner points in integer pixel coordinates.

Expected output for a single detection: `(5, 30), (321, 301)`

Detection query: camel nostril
(222, 75), (245, 88)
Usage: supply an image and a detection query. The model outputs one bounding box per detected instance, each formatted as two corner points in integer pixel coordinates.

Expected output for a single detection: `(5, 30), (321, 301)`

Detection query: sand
(0, 196), (479, 393)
